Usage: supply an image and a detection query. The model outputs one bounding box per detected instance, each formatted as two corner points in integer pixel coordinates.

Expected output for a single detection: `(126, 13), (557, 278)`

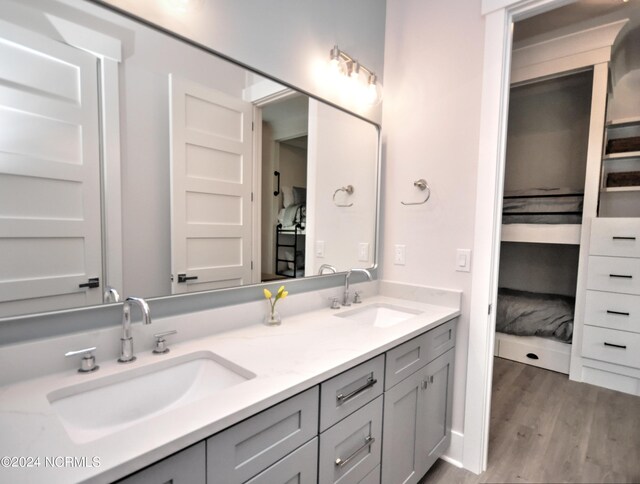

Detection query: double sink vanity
(0, 283), (460, 484)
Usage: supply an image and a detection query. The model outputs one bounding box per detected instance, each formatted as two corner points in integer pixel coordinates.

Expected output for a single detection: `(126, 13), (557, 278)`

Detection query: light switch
(456, 249), (471, 272)
(358, 243), (370, 262)
(316, 241), (325, 258)
(394, 245), (406, 265)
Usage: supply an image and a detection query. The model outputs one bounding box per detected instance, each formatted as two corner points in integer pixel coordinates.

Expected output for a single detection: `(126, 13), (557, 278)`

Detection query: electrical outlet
(316, 241), (325, 258)
(358, 242), (369, 262)
(394, 244), (406, 265)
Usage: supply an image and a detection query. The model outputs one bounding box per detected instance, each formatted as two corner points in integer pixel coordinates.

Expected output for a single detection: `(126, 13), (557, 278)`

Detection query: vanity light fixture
(327, 45), (382, 106)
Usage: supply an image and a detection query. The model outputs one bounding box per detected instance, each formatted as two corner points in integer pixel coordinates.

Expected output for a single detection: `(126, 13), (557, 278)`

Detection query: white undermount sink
(335, 303), (423, 328)
(48, 351), (255, 444)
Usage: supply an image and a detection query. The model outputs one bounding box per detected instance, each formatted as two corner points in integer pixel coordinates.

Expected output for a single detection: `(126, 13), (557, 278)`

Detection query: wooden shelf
(501, 223), (581, 245)
(606, 116), (640, 128)
(603, 151), (640, 161)
(602, 186), (640, 193)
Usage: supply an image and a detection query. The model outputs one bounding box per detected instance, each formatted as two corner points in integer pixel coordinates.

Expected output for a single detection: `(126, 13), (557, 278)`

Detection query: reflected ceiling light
(166, 0), (204, 13)
(327, 45), (382, 106)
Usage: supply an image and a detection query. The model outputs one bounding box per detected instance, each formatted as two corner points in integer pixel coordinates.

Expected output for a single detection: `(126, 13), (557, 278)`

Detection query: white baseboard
(441, 430), (464, 468)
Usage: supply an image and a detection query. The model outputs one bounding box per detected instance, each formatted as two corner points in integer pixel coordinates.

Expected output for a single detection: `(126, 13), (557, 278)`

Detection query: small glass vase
(265, 307), (282, 326)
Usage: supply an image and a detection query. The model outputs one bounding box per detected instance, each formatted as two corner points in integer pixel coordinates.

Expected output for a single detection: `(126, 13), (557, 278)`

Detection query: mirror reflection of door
(260, 95), (309, 282)
(169, 75), (254, 294)
(0, 23), (104, 318)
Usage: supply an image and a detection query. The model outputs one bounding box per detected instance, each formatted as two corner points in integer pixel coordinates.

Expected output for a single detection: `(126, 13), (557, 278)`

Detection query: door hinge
(251, 192), (254, 202)
(488, 304), (492, 315)
(251, 261), (254, 270)
(252, 121), (254, 131)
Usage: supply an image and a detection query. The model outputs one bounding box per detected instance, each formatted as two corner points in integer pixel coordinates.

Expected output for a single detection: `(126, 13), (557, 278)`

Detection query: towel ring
(401, 179), (431, 206)
(333, 185), (354, 207)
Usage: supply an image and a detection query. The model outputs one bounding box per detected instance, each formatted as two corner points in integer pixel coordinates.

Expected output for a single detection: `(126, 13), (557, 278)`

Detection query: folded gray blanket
(496, 288), (574, 343)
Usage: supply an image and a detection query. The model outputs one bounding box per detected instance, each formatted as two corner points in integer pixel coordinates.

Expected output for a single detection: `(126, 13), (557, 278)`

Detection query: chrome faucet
(343, 268), (372, 306)
(318, 264), (338, 275)
(118, 297), (152, 363)
(104, 286), (121, 303)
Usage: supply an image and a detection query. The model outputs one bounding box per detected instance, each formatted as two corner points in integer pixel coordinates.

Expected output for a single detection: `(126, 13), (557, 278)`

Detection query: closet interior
(495, 70), (594, 374)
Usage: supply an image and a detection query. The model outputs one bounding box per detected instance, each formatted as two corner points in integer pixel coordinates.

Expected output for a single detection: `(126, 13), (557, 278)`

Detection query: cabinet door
(319, 395), (383, 484)
(246, 438), (318, 484)
(118, 442), (205, 484)
(381, 348), (455, 484)
(419, 348), (454, 475)
(381, 365), (428, 484)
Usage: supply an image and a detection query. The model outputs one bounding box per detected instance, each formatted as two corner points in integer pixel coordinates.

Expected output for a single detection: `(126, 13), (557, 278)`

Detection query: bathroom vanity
(0, 290), (459, 484)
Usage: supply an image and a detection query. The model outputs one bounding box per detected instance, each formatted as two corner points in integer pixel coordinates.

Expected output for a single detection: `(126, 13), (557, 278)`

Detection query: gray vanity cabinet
(381, 348), (455, 484)
(206, 386), (319, 484)
(117, 442), (206, 484)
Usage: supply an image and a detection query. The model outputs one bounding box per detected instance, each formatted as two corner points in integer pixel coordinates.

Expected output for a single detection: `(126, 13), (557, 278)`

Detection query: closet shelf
(601, 186), (640, 193)
(606, 116), (640, 128)
(501, 223), (581, 245)
(603, 151), (640, 161)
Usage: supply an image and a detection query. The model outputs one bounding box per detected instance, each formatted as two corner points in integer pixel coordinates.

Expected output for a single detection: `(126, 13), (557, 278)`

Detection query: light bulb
(364, 75), (383, 106)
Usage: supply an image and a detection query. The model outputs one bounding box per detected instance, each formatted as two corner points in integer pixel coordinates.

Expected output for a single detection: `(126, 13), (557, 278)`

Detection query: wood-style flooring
(421, 357), (640, 484)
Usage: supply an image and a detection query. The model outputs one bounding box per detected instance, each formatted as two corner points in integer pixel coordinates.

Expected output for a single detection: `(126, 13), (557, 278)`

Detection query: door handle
(78, 277), (100, 289)
(177, 274), (198, 283)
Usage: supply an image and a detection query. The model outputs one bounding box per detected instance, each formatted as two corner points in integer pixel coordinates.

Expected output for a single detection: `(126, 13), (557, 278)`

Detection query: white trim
(482, 0), (574, 16)
(569, 62), (609, 381)
(464, 6), (512, 475)
(511, 20), (627, 83)
(100, 58), (124, 298)
(243, 78), (297, 106)
(441, 430), (464, 468)
(252, 107), (263, 283)
(467, 0), (623, 475)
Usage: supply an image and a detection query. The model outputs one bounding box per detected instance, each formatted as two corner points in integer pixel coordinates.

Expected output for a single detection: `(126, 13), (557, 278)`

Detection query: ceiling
(514, 0), (640, 43)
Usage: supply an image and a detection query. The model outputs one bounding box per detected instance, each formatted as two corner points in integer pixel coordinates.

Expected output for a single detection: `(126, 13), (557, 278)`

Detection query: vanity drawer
(118, 442), (206, 484)
(586, 256), (640, 295)
(385, 319), (456, 390)
(319, 395), (383, 484)
(585, 290), (640, 334)
(590, 218), (640, 258)
(582, 326), (640, 369)
(206, 386), (319, 484)
(245, 437), (318, 484)
(320, 355), (384, 431)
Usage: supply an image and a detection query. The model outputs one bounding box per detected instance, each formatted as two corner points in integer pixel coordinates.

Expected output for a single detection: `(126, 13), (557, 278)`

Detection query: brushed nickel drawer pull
(609, 274), (633, 279)
(604, 342), (627, 350)
(606, 310), (630, 316)
(335, 436), (375, 467)
(336, 377), (377, 404)
(612, 236), (636, 240)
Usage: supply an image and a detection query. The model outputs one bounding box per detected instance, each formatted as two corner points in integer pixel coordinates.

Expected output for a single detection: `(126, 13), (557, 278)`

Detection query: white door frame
(464, 0), (579, 474)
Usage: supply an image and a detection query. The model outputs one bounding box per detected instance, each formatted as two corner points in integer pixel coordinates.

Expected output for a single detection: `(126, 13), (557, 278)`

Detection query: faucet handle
(153, 330), (177, 354)
(353, 291), (363, 304)
(65, 346), (99, 373)
(328, 297), (341, 310)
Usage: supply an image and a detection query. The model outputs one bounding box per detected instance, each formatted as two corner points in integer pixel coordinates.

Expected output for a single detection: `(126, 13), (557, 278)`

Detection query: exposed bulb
(364, 75), (383, 106)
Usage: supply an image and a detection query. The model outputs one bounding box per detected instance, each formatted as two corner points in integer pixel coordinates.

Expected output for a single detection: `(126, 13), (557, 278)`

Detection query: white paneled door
(169, 76), (253, 294)
(0, 24), (103, 317)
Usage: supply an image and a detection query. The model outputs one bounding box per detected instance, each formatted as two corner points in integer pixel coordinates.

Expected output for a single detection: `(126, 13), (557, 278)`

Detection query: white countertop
(0, 293), (459, 484)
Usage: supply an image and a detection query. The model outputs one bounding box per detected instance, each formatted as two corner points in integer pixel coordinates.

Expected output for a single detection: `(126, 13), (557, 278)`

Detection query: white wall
(307, 100), (378, 275)
(381, 0), (485, 458)
(100, 0), (386, 123)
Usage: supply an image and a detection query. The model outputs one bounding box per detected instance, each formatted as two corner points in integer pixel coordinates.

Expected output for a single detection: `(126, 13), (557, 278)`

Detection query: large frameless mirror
(0, 0), (379, 319)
